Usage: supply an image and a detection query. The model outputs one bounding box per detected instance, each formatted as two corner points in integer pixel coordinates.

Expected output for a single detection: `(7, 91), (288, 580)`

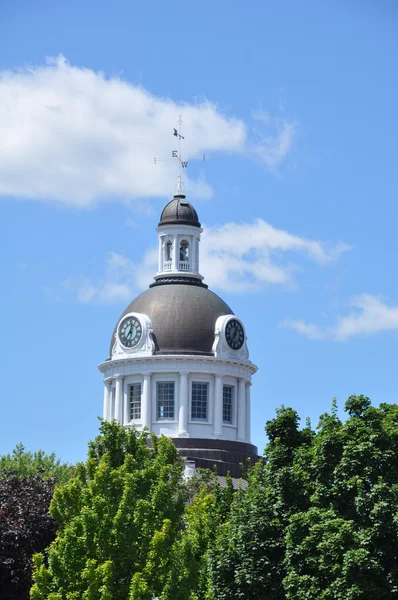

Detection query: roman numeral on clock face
(225, 318), (244, 350)
(119, 316), (142, 349)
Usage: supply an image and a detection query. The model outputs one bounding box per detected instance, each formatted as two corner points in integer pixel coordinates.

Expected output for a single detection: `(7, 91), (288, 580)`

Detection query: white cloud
(65, 220), (350, 302)
(63, 252), (136, 304)
(283, 294), (398, 341)
(251, 111), (297, 170)
(200, 219), (351, 292)
(0, 56), (296, 207)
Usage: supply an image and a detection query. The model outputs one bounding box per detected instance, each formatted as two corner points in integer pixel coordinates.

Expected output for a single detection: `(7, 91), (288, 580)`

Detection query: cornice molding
(99, 353), (257, 376)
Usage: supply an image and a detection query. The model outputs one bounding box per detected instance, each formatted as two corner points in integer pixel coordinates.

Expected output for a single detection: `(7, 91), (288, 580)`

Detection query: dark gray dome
(111, 283), (233, 356)
(159, 194), (201, 228)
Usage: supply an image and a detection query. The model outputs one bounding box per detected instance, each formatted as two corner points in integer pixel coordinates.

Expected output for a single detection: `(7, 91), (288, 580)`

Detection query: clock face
(118, 316), (142, 348)
(225, 318), (245, 350)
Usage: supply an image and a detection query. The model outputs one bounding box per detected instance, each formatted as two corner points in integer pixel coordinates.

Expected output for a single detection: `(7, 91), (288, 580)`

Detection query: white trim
(156, 224), (203, 235)
(99, 354), (257, 376)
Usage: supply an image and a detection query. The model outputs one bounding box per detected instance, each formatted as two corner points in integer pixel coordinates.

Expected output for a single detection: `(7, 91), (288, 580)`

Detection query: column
(172, 235), (179, 272)
(142, 374), (151, 429)
(214, 375), (223, 437)
(237, 378), (246, 441)
(158, 237), (163, 273)
(195, 238), (200, 272)
(115, 377), (123, 424)
(190, 236), (196, 274)
(245, 383), (251, 442)
(103, 382), (111, 422)
(178, 373), (189, 436)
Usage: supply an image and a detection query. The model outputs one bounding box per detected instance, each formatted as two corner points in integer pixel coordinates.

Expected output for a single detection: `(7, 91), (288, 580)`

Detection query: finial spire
(154, 116), (205, 195)
(173, 115), (187, 195)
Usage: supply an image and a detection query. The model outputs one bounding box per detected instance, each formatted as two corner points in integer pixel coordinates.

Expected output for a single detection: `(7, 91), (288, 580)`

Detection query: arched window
(165, 241), (172, 261)
(180, 240), (189, 262)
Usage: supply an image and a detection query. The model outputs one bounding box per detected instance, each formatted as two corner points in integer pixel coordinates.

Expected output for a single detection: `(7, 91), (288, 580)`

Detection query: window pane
(223, 385), (233, 424)
(157, 382), (175, 419)
(130, 383), (142, 420)
(192, 382), (208, 421)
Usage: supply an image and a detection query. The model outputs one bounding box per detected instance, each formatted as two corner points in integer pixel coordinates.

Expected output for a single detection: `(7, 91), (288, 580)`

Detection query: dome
(111, 283), (233, 356)
(159, 194), (201, 228)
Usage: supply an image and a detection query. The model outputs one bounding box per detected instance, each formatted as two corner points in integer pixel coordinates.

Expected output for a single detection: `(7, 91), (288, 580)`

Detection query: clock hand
(125, 325), (131, 338)
(233, 330), (240, 342)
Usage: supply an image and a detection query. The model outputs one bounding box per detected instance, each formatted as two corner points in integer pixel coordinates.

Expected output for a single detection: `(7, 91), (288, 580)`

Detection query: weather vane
(154, 115), (205, 195)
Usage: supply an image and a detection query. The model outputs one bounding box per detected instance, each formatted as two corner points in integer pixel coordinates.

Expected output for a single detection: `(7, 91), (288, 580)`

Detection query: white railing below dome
(179, 262), (190, 271)
(163, 261), (172, 271)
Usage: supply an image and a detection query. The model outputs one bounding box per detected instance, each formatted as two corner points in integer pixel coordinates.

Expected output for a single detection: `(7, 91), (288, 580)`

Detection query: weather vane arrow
(154, 115), (205, 194)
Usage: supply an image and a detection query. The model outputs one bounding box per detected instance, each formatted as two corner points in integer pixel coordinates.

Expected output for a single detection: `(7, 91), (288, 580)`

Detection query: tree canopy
(209, 396), (398, 600)
(3, 396), (397, 599)
(0, 443), (73, 484)
(30, 421), (189, 600)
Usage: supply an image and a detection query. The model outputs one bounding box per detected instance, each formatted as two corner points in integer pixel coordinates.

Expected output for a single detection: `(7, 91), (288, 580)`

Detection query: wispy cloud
(251, 111), (297, 170)
(283, 294), (398, 341)
(0, 56), (297, 207)
(200, 219), (351, 292)
(64, 220), (350, 302)
(63, 252), (136, 304)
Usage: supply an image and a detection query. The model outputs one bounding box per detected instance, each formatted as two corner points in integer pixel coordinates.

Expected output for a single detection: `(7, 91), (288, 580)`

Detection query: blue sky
(1, 0), (398, 463)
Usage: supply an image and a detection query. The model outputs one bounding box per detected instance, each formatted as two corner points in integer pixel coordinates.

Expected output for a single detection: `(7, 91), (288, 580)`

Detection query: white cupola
(155, 193), (203, 282)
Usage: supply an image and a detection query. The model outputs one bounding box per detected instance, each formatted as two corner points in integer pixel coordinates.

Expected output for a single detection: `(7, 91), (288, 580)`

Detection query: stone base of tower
(172, 438), (259, 478)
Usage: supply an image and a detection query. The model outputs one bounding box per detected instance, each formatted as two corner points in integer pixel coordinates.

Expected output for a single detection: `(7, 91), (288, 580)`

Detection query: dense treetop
(0, 443), (73, 484)
(2, 396), (398, 600)
(210, 396), (398, 600)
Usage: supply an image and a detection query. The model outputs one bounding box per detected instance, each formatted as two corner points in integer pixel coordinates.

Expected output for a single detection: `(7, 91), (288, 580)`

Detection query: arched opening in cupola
(179, 240), (189, 271)
(180, 240), (189, 261)
(164, 241), (172, 271)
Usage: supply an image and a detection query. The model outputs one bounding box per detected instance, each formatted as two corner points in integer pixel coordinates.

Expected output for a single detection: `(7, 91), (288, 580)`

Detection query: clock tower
(99, 193), (258, 477)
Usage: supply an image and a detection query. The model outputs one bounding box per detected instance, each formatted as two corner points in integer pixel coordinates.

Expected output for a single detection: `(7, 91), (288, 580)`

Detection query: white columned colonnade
(102, 370), (251, 442)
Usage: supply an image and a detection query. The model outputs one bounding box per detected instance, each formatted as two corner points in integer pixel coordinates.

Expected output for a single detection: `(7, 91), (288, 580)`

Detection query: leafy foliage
(162, 471), (234, 600)
(30, 421), (188, 600)
(5, 396), (395, 599)
(0, 443), (73, 484)
(209, 396), (398, 599)
(0, 475), (57, 600)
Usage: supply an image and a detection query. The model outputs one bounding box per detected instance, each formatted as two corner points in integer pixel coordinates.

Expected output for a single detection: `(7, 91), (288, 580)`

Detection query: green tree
(0, 443), (73, 484)
(30, 421), (187, 600)
(284, 397), (398, 599)
(209, 406), (313, 600)
(209, 397), (398, 600)
(162, 471), (235, 600)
